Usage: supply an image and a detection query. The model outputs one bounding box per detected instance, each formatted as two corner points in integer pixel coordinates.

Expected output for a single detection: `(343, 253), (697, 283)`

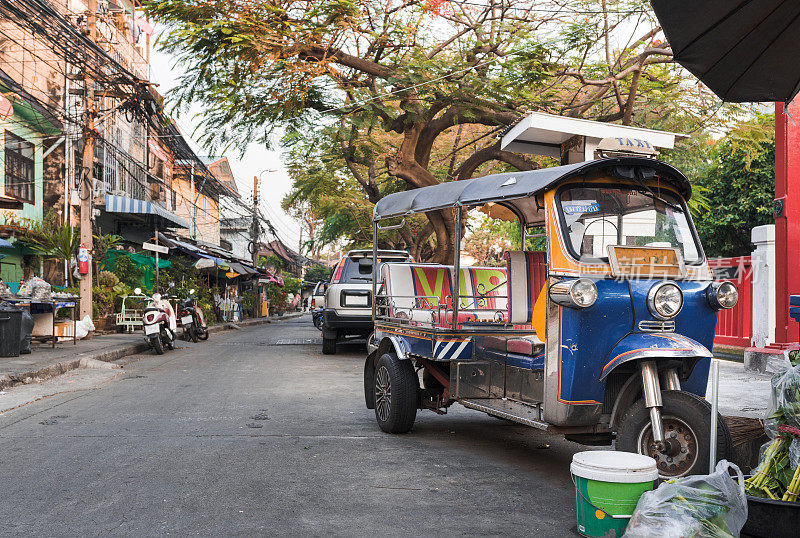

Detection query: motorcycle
(135, 286), (178, 355)
(180, 289), (209, 342)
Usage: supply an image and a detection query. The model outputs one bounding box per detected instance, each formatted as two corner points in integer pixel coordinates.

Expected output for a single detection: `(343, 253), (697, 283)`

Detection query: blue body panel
(558, 278), (717, 404)
(557, 279), (634, 404)
(601, 332), (712, 379)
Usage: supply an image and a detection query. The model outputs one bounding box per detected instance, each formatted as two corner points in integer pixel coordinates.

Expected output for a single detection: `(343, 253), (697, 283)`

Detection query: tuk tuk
(363, 138), (739, 477)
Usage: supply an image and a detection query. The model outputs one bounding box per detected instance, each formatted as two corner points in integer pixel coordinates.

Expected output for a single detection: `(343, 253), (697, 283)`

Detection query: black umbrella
(651, 0), (800, 102)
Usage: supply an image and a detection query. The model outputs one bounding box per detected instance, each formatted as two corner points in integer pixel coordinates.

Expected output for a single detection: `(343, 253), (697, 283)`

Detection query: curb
(0, 312), (308, 391)
(208, 312), (306, 333)
(0, 341), (150, 391)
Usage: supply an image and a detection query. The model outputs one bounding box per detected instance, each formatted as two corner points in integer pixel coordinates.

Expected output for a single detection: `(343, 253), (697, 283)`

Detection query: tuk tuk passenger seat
(483, 334), (544, 356)
(504, 251), (547, 325)
(380, 263), (510, 326)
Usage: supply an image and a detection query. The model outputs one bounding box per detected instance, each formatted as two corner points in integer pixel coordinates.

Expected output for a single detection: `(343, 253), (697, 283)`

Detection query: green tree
(147, 0), (744, 260)
(304, 263), (332, 285)
(21, 212), (79, 286)
(693, 115), (775, 258)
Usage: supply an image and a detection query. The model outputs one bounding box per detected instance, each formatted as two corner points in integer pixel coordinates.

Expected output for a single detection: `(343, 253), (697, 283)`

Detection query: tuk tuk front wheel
(374, 353), (418, 434)
(616, 390), (731, 478)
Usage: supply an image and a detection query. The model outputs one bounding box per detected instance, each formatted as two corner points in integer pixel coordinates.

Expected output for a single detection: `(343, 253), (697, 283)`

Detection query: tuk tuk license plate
(144, 324), (159, 335)
(181, 316), (193, 325)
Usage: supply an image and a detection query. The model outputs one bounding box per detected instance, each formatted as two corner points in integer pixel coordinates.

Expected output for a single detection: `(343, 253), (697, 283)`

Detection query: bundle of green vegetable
(624, 461), (747, 538)
(745, 351), (800, 502)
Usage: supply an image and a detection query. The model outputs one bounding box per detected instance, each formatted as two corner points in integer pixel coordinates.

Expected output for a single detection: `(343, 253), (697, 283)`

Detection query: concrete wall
(172, 170), (221, 246)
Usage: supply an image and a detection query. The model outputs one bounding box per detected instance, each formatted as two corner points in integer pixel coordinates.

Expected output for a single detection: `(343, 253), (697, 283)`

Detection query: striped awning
(105, 195), (189, 229)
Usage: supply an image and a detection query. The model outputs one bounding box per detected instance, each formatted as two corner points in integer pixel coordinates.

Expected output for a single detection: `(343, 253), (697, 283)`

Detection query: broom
(724, 415), (766, 447)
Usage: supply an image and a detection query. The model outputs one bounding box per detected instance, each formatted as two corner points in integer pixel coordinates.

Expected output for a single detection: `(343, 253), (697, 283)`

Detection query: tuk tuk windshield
(557, 184), (701, 263)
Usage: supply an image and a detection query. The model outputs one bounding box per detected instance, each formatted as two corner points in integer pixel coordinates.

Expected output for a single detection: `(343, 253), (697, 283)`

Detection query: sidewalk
(710, 359), (772, 419)
(0, 313), (305, 390)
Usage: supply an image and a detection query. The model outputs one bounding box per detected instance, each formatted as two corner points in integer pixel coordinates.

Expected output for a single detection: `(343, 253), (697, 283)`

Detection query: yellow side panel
(532, 282), (547, 338)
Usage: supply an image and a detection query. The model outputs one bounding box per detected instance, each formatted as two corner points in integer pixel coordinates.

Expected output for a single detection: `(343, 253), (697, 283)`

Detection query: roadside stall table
(3, 296), (78, 348)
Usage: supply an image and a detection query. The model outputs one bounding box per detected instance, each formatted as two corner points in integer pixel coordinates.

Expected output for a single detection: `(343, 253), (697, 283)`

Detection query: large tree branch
(453, 141), (537, 181)
(295, 43), (393, 79)
(415, 105), (519, 167)
(559, 50), (671, 86)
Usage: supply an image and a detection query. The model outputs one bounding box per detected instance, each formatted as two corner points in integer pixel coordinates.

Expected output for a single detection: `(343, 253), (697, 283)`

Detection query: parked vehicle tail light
(331, 258), (345, 284)
(144, 312), (157, 324)
(707, 281), (738, 310)
(311, 299), (316, 308)
(549, 278), (598, 309)
(648, 282), (684, 319)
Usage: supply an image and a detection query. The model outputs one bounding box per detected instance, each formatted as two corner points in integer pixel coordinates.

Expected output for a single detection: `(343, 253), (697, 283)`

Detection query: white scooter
(135, 286), (178, 355)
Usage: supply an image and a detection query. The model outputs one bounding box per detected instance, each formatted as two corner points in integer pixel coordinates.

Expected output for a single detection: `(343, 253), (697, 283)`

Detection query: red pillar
(774, 102), (800, 346)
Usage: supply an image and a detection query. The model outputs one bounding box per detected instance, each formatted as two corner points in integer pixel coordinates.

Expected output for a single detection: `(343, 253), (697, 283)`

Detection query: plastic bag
(19, 307), (33, 354)
(770, 354), (800, 429)
(0, 278), (12, 299)
(623, 460), (747, 538)
(17, 276), (52, 301)
(69, 315), (96, 341)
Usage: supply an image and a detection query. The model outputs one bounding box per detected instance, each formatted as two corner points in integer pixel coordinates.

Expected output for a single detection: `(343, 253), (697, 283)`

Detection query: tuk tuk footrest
(459, 398), (547, 429)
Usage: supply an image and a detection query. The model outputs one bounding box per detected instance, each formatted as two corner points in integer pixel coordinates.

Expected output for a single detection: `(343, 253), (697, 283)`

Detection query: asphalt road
(0, 316), (586, 536)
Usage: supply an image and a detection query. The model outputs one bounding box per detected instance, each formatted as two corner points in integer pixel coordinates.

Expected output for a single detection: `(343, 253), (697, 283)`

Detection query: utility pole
(79, 0), (97, 319)
(251, 175), (259, 266)
(298, 226), (304, 279)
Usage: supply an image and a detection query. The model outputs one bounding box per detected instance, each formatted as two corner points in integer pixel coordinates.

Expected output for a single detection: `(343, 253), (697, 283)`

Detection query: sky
(147, 34), (305, 251)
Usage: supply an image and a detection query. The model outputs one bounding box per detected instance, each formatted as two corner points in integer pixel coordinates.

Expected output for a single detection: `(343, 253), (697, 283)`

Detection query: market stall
(0, 277), (78, 347)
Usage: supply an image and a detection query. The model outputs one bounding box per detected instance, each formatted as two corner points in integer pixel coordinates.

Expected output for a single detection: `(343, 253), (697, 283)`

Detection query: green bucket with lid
(570, 451), (658, 538)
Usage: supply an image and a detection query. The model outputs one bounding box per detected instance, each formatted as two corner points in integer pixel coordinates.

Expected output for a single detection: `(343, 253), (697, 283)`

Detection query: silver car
(322, 249), (411, 354)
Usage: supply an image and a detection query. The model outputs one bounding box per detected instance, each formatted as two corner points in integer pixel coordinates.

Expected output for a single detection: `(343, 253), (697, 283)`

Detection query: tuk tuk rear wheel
(617, 390), (731, 478)
(374, 353), (418, 434)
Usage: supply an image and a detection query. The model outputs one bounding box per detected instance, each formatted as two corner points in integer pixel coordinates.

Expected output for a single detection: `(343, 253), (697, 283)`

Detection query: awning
(651, 0), (800, 103)
(240, 264), (259, 275)
(0, 195), (23, 210)
(134, 16), (155, 36)
(192, 253), (230, 271)
(258, 272), (284, 286)
(194, 258), (215, 270)
(105, 194), (189, 229)
(227, 262), (249, 275)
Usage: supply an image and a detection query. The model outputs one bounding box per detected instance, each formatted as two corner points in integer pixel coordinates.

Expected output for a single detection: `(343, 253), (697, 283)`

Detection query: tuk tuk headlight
(550, 278), (597, 309)
(647, 282), (683, 319)
(707, 281), (738, 310)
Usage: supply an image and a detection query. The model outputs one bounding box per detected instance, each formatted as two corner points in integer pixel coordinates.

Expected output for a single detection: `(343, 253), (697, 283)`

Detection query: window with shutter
(4, 131), (35, 204)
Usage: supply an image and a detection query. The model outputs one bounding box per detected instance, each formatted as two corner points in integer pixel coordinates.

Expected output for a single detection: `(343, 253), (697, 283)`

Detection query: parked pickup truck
(322, 249), (411, 355)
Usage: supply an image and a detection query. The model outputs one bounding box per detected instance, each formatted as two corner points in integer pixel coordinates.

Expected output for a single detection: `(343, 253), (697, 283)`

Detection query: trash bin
(0, 306), (23, 357)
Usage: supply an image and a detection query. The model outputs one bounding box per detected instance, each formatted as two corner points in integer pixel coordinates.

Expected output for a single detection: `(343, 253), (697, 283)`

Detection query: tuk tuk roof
(373, 156), (691, 222)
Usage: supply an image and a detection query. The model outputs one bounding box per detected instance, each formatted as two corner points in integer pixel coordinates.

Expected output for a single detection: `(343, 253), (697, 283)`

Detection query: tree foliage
(304, 263), (332, 284)
(693, 114), (775, 258)
(147, 0), (746, 260)
(463, 216), (513, 266)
